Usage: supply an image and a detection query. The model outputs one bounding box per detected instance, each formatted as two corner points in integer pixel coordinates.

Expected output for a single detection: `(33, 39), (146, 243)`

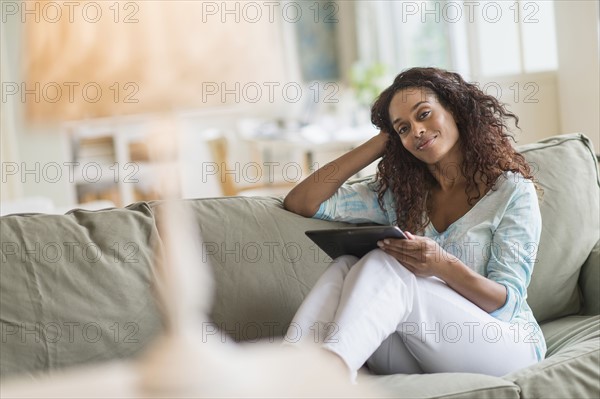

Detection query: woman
(283, 67), (545, 381)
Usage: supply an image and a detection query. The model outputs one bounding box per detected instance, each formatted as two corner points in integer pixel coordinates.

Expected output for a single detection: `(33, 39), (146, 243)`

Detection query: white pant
(285, 249), (540, 378)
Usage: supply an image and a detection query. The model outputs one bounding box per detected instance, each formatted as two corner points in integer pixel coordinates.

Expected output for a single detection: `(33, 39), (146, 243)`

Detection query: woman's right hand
(283, 131), (390, 217)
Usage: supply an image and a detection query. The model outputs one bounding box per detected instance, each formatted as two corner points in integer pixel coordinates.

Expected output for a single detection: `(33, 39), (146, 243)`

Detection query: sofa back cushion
(518, 133), (599, 322)
(149, 197), (351, 343)
(0, 203), (163, 378)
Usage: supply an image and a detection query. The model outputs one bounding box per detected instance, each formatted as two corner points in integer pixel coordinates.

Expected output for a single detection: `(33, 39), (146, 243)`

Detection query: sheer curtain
(354, 0), (457, 77)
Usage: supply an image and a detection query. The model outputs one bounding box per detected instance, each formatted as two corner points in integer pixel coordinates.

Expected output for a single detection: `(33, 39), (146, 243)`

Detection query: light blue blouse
(313, 171), (546, 361)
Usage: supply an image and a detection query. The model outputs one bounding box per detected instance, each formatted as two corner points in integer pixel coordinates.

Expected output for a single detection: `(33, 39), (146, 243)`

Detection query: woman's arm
(436, 254), (507, 312)
(283, 131), (389, 217)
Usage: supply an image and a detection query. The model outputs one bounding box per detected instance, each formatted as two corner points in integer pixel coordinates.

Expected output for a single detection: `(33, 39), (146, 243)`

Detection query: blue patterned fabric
(313, 171), (546, 360)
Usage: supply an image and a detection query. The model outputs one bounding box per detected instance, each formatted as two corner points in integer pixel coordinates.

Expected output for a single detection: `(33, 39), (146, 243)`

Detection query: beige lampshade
(21, 1), (289, 121)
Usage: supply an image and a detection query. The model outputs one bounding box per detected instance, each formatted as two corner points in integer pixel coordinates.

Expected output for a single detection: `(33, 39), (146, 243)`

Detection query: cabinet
(63, 116), (220, 208)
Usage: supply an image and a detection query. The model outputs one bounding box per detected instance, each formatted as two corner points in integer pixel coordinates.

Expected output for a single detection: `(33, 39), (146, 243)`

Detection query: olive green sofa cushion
(579, 240), (600, 316)
(517, 134), (600, 322)
(0, 203), (163, 378)
(508, 315), (600, 398)
(148, 196), (351, 341)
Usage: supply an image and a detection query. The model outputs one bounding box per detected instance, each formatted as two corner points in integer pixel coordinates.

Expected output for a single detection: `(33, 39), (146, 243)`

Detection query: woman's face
(388, 88), (461, 166)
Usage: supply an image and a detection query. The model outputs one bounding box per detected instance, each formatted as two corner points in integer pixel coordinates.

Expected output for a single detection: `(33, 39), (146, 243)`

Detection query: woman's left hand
(377, 231), (455, 278)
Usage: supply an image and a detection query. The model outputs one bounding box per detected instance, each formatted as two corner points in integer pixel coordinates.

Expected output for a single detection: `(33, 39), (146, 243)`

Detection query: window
(355, 0), (558, 79)
(475, 0), (558, 76)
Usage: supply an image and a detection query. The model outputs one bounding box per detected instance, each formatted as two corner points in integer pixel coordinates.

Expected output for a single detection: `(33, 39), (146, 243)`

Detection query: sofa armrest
(579, 240), (600, 316)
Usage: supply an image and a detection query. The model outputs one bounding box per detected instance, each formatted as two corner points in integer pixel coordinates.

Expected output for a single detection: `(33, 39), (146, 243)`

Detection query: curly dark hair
(370, 67), (536, 234)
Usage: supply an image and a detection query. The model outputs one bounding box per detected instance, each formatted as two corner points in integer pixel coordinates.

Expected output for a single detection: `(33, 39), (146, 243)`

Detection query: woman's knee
(363, 248), (406, 268)
(361, 249), (415, 281)
(362, 248), (389, 261)
(329, 255), (358, 275)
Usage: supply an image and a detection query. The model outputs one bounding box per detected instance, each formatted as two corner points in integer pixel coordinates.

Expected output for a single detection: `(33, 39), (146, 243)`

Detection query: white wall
(0, 17), (21, 201)
(478, 72), (561, 145)
(554, 0), (600, 153)
(1, 17), (79, 207)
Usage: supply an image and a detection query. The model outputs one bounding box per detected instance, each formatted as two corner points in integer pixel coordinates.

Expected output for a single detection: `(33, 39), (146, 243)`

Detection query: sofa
(1, 133), (598, 398)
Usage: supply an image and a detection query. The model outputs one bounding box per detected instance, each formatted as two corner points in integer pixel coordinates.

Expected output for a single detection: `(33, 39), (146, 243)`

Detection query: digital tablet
(305, 226), (407, 259)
